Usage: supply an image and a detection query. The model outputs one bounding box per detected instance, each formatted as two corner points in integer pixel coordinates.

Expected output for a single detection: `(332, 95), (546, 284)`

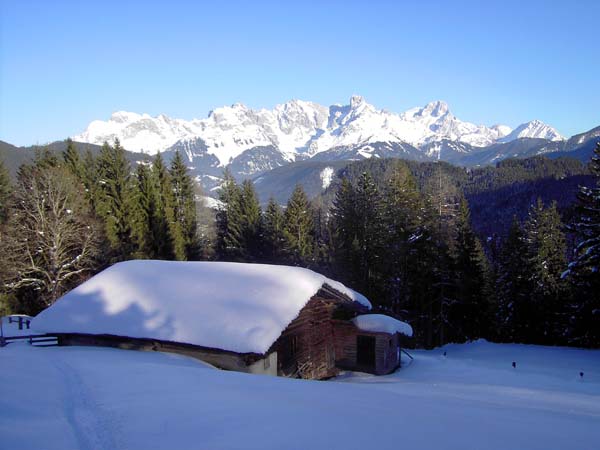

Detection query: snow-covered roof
(33, 260), (371, 354)
(351, 314), (413, 337)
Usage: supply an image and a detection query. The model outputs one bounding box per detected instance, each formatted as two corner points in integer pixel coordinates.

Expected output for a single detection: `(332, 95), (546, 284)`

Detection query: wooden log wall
(332, 321), (401, 375)
(271, 297), (341, 380)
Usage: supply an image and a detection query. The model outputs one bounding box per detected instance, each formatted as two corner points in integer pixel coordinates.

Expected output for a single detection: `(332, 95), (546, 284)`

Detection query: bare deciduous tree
(4, 164), (101, 307)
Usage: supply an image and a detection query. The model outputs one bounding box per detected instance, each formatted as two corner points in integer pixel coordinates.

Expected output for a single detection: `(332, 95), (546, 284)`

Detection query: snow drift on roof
(352, 314), (413, 337)
(33, 260), (371, 354)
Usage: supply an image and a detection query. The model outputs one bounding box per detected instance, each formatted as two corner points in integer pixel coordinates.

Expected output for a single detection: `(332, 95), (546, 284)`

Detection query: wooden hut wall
(377, 332), (400, 374)
(331, 322), (401, 375)
(271, 297), (342, 380)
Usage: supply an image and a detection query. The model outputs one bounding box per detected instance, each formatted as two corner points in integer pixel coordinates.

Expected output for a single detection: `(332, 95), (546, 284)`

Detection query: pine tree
(131, 163), (157, 258)
(422, 162), (463, 346)
(564, 142), (600, 346)
(450, 198), (491, 341)
(283, 184), (315, 265)
(62, 138), (83, 180)
(81, 149), (100, 212)
(496, 217), (531, 342)
(382, 162), (423, 312)
(262, 197), (286, 263)
(523, 198), (568, 343)
(331, 177), (358, 279)
(312, 196), (334, 270)
(238, 180), (263, 261)
(96, 139), (135, 260)
(215, 170), (243, 260)
(353, 171), (386, 302)
(152, 153), (176, 260)
(331, 173), (385, 299)
(170, 151), (200, 260)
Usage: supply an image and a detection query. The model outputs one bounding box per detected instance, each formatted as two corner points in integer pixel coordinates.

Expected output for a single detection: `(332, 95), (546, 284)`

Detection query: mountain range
(74, 96), (564, 167)
(2, 97), (598, 201)
(71, 95), (599, 194)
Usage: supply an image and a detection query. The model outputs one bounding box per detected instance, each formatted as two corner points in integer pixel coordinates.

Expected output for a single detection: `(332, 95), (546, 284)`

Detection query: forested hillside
(1, 141), (598, 349)
(320, 156), (593, 239)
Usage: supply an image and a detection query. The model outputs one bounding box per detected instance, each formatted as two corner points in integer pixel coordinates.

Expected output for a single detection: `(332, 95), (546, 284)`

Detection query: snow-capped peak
(73, 97), (562, 169)
(419, 100), (450, 118)
(110, 111), (142, 123)
(350, 94), (366, 109)
(498, 120), (564, 143)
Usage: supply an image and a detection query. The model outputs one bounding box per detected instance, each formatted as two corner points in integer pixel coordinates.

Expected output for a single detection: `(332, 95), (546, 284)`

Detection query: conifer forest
(1, 140), (598, 349)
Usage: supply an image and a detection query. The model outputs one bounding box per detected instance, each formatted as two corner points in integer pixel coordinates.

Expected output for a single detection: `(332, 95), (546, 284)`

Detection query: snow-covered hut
(33, 260), (412, 379)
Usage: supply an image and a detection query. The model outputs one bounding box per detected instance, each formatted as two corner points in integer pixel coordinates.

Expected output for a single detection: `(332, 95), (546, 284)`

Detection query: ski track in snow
(46, 352), (120, 450)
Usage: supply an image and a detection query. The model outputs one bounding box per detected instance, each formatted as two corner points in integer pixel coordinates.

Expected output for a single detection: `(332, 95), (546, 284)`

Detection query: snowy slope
(1, 340), (598, 450)
(74, 111), (203, 154)
(74, 97), (563, 168)
(499, 119), (564, 142)
(32, 260), (371, 354)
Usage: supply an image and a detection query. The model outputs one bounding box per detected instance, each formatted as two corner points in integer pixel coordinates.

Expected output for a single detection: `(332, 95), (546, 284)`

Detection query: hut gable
(271, 289), (369, 380)
(33, 260), (371, 355)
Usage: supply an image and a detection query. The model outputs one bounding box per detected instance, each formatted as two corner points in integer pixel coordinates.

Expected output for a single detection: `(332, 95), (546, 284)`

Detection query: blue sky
(1, 0), (599, 146)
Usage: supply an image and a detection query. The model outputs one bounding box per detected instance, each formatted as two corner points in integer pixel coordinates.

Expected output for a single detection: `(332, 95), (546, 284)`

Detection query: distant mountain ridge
(4, 97), (597, 201)
(73, 96), (564, 172)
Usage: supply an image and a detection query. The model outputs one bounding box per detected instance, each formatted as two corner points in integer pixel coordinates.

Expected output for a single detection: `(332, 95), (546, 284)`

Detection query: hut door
(356, 335), (376, 369)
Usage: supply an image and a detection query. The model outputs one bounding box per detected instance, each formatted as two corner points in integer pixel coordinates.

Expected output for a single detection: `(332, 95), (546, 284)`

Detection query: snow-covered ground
(1, 340), (599, 450)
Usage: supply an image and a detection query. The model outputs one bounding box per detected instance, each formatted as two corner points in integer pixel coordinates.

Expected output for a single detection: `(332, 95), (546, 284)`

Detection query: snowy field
(1, 340), (599, 450)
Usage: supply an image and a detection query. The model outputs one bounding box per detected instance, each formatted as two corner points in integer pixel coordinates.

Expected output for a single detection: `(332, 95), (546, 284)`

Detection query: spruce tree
(170, 151), (200, 260)
(96, 139), (135, 260)
(382, 162), (423, 313)
(355, 171), (387, 300)
(131, 163), (157, 258)
(564, 142), (600, 346)
(331, 173), (385, 299)
(524, 198), (568, 343)
(81, 149), (100, 213)
(283, 184), (315, 266)
(496, 217), (531, 342)
(312, 197), (334, 270)
(262, 197), (286, 263)
(331, 177), (358, 279)
(152, 153), (177, 260)
(238, 179), (263, 261)
(62, 138), (83, 180)
(216, 170), (243, 260)
(450, 198), (491, 341)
